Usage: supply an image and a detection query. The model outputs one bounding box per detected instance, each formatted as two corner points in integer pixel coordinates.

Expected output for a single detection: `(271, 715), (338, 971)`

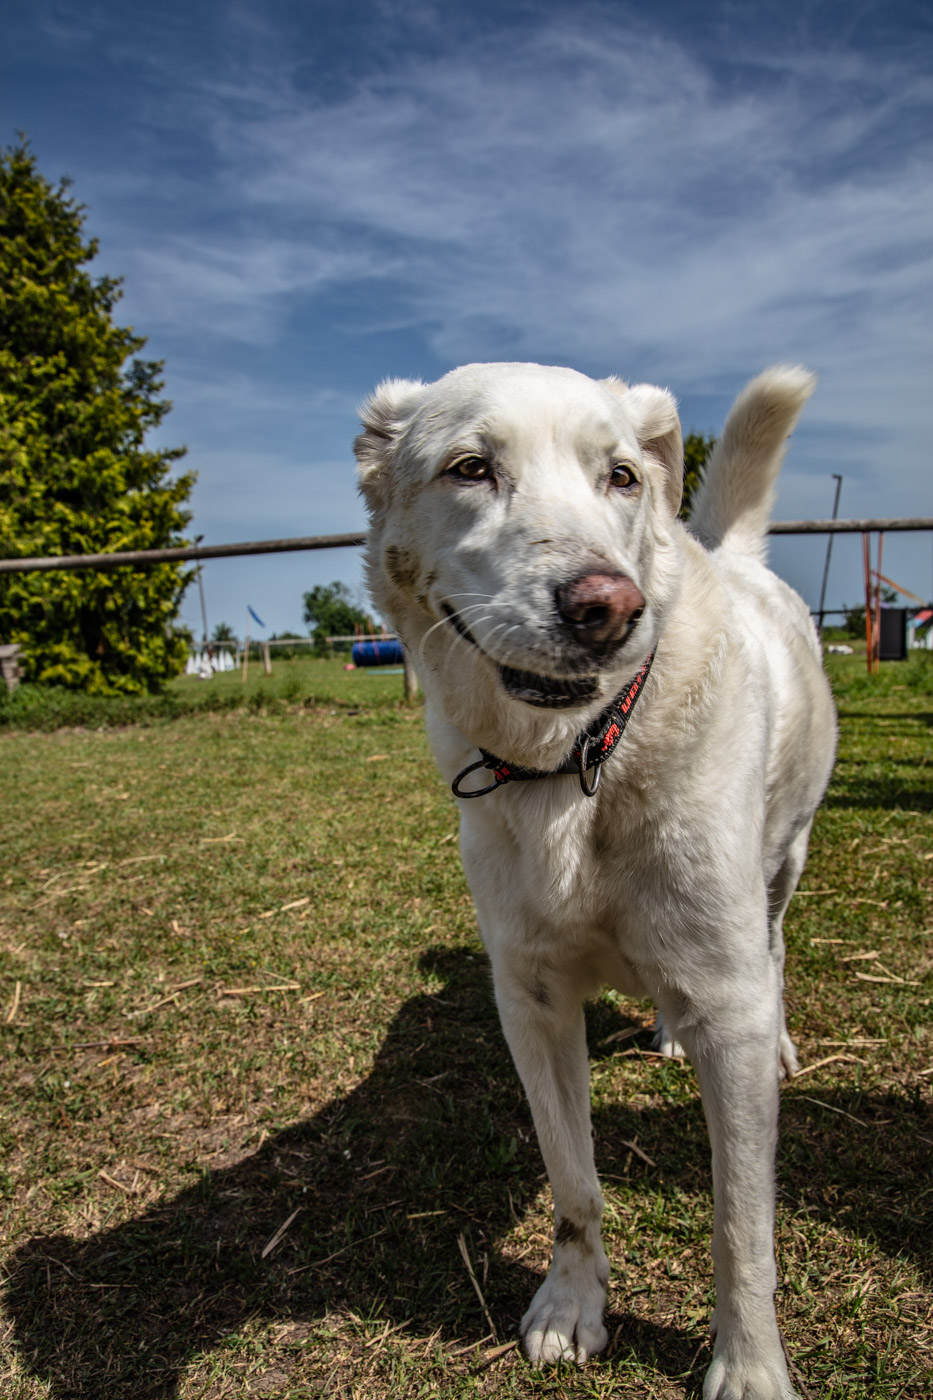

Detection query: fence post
(403, 651), (419, 703)
(0, 644), (22, 694)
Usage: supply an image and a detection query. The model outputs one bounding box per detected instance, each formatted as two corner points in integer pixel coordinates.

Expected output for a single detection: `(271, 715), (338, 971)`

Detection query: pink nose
(555, 572), (645, 647)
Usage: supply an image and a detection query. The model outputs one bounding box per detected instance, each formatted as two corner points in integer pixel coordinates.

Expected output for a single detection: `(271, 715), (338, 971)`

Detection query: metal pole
(874, 532), (884, 670)
(862, 533), (873, 675)
(194, 534), (209, 644)
(816, 475), (843, 640)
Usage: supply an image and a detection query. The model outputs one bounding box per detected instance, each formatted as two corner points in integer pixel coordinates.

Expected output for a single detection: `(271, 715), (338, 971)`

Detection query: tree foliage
(302, 581), (375, 649)
(681, 432), (715, 520)
(0, 141), (194, 694)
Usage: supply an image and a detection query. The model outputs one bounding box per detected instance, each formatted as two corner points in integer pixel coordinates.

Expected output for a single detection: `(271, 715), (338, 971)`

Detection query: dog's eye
(610, 463), (638, 490)
(447, 456), (493, 482)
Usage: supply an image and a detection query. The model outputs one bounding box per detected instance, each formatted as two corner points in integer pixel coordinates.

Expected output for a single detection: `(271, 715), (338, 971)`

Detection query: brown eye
(610, 463), (638, 490)
(447, 455), (492, 482)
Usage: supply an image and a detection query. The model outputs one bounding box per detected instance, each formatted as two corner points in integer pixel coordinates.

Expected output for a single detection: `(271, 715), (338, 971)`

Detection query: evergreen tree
(681, 431), (715, 520)
(0, 140), (194, 694)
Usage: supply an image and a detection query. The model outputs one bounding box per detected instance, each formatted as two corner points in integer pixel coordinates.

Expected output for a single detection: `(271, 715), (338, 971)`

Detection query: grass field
(1, 653), (931, 1399)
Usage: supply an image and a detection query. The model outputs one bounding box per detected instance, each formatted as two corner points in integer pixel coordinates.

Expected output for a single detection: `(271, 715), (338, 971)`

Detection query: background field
(1, 654), (931, 1399)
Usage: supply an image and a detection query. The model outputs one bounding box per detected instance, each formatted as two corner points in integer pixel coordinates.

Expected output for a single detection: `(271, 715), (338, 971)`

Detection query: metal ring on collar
(577, 736), (601, 797)
(452, 757), (506, 799)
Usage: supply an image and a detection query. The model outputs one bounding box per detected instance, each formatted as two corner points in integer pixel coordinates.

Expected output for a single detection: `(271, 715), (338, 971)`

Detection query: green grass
(0, 653), (930, 1398)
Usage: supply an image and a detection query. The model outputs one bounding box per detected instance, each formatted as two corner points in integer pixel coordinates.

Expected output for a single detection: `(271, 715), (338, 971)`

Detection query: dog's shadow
(4, 947), (929, 1398)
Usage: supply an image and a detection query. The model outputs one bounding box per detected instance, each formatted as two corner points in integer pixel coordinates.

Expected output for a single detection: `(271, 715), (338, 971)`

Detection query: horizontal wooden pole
(0, 532), (368, 573)
(768, 517), (933, 535)
(1, 519), (931, 574)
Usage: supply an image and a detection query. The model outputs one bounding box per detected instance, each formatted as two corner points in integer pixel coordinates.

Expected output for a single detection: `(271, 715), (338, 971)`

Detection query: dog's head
(355, 362), (685, 760)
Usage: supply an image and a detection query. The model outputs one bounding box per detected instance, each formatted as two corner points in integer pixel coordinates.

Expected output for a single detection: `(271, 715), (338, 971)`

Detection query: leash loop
(451, 757), (508, 799)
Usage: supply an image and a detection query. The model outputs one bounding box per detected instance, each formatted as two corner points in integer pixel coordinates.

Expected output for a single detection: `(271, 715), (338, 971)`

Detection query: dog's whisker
(496, 626), (523, 671)
(416, 606), (485, 657)
(476, 622), (508, 657)
(418, 603), (501, 665)
(417, 617), (451, 665)
(445, 602), (501, 616)
(446, 614), (494, 661)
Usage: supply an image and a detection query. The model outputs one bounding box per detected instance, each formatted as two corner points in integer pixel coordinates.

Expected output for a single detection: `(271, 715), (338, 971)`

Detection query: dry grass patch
(0, 654), (930, 1398)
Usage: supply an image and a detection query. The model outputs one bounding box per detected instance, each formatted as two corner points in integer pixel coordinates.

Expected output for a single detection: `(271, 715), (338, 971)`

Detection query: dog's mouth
(498, 665), (600, 709)
(441, 604), (603, 710)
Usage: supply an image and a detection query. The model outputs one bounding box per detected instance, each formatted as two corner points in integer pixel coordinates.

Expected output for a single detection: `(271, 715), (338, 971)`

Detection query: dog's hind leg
(650, 1006), (685, 1059)
(489, 953), (610, 1365)
(767, 823), (812, 1079)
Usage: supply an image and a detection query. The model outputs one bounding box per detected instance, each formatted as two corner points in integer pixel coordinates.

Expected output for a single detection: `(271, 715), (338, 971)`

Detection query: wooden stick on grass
(220, 982), (301, 996)
(286, 1225), (389, 1274)
(54, 1037), (150, 1051)
(792, 1054), (867, 1078)
(598, 1025), (641, 1048)
(261, 1207), (303, 1260)
(620, 1137), (657, 1168)
(362, 1318), (411, 1351)
(799, 1096), (871, 1127)
(458, 1232), (497, 1342)
(5, 981), (21, 1024)
(98, 1169), (136, 1194)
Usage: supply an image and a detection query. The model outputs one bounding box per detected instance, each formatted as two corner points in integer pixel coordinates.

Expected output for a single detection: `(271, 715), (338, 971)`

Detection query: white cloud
(31, 1), (929, 604)
(118, 9), (931, 420)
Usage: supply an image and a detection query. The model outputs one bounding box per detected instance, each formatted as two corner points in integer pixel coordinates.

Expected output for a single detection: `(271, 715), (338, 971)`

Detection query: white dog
(355, 362), (836, 1400)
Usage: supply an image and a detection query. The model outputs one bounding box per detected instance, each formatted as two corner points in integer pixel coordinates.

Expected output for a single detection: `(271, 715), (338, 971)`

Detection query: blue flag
(247, 606), (265, 628)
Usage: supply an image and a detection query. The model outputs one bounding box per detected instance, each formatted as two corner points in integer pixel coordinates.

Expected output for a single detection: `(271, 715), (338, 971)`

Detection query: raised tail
(688, 365), (816, 560)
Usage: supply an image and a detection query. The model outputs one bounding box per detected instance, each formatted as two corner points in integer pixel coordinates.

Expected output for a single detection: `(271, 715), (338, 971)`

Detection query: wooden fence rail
(1, 519), (931, 575)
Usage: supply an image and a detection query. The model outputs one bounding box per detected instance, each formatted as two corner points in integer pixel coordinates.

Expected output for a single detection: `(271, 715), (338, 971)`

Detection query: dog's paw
(650, 1011), (685, 1059)
(778, 1031), (799, 1079)
(520, 1262), (609, 1366)
(703, 1336), (800, 1400)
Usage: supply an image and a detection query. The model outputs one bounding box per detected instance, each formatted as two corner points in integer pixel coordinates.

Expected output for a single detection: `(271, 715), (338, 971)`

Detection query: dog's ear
(623, 383), (683, 517)
(354, 378), (425, 505)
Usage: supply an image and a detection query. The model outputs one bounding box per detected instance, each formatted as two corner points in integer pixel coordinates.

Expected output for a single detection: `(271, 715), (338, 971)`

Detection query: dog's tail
(688, 365), (816, 561)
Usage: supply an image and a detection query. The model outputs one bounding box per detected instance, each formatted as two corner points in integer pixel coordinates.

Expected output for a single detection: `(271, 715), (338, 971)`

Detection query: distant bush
(0, 658), (406, 730)
(0, 682), (238, 731)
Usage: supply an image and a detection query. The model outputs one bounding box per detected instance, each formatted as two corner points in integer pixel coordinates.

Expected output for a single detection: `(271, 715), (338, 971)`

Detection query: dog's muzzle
(441, 581), (644, 711)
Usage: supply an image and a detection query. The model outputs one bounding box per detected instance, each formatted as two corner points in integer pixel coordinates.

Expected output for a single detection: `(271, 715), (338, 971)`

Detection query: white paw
(703, 1337), (800, 1400)
(520, 1255), (609, 1365)
(651, 1012), (685, 1059)
(778, 1031), (799, 1079)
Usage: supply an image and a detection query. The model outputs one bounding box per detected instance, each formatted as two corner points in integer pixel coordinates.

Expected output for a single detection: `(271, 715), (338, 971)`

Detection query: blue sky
(3, 0), (932, 637)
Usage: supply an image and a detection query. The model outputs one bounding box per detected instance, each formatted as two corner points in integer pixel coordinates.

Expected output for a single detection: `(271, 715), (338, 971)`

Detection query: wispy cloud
(12, 0), (929, 621)
(107, 9), (933, 398)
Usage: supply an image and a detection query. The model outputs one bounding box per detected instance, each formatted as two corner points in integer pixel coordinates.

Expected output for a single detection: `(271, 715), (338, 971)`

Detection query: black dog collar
(452, 650), (655, 799)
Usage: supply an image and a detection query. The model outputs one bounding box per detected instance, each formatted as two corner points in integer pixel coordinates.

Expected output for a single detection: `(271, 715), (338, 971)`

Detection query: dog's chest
(461, 776), (673, 964)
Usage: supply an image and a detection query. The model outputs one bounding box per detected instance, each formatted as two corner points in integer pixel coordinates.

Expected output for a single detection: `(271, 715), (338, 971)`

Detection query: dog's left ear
(623, 383), (684, 517)
(355, 378), (425, 507)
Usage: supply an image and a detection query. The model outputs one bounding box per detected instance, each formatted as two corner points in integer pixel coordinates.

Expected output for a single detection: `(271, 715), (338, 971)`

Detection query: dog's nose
(555, 572), (645, 647)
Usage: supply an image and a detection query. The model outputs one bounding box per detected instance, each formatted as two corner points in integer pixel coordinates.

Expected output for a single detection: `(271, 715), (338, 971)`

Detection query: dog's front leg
(490, 953), (609, 1365)
(663, 965), (799, 1400)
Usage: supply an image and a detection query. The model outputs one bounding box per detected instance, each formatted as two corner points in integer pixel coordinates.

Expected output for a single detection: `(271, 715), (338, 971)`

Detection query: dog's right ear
(355, 379), (425, 506)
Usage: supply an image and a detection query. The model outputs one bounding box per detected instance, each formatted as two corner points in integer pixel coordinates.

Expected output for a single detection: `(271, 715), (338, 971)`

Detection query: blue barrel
(351, 638), (405, 667)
